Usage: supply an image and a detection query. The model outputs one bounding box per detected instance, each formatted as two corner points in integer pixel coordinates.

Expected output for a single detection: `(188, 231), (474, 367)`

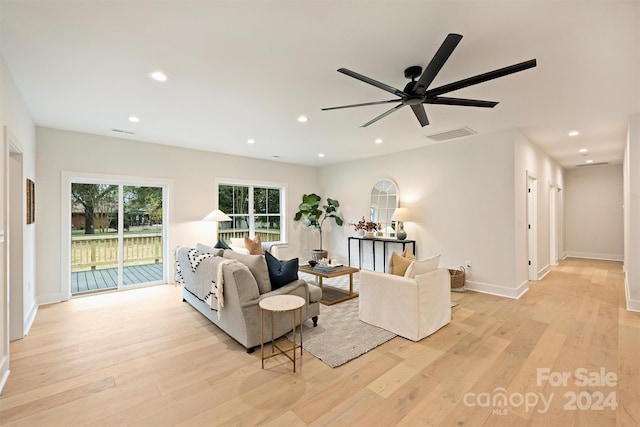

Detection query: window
(218, 183), (284, 243)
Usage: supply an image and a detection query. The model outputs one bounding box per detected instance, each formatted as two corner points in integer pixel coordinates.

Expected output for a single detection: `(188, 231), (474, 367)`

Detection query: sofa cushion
(388, 248), (416, 276)
(195, 243), (223, 256)
(213, 239), (231, 250)
(405, 254), (441, 279)
(264, 251), (298, 290)
(222, 249), (271, 294)
(230, 237), (245, 248)
(244, 235), (264, 255)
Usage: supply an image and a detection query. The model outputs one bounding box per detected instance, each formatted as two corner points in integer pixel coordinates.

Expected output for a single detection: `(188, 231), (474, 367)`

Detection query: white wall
(0, 56), (37, 391)
(623, 113), (640, 311)
(514, 133), (565, 285)
(320, 130), (524, 297)
(565, 164), (623, 261)
(35, 127), (319, 304)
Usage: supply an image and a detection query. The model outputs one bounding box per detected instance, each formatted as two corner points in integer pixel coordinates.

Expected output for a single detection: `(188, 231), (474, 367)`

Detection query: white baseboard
(24, 301), (38, 336)
(465, 279), (529, 299)
(565, 251), (623, 262)
(624, 276), (640, 312)
(538, 264), (551, 280)
(0, 355), (10, 394)
(37, 293), (68, 306)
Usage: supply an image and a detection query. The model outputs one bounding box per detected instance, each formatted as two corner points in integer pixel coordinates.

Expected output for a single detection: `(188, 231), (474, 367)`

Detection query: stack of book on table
(313, 264), (342, 272)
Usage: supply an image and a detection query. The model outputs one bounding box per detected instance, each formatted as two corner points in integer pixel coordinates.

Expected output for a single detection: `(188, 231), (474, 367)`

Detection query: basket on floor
(449, 266), (466, 292)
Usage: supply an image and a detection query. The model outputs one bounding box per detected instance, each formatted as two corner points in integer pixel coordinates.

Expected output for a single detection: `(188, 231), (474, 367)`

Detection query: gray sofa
(176, 246), (321, 352)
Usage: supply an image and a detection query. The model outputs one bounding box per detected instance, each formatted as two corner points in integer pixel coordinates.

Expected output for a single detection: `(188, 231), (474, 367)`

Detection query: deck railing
(71, 230), (280, 272)
(71, 233), (162, 271)
(219, 229), (281, 242)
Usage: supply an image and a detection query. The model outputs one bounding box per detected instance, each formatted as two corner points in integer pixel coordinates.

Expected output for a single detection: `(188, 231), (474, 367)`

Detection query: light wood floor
(1, 258), (638, 426)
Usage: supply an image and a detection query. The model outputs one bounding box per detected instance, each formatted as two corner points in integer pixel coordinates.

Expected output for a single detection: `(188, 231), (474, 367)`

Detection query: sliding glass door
(70, 179), (166, 295)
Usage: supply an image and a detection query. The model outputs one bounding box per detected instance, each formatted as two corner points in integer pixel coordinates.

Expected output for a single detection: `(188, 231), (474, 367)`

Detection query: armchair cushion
(405, 254), (440, 278)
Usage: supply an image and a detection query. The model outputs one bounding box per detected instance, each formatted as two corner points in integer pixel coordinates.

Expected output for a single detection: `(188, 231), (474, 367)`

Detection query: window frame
(215, 178), (287, 244)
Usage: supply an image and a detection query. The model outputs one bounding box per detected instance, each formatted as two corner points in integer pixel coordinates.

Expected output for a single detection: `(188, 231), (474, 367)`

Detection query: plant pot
(311, 249), (328, 262)
(365, 231), (375, 238)
(356, 230), (365, 237)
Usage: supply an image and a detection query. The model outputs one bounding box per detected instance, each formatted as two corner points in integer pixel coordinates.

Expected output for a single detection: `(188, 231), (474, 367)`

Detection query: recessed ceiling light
(247, 139), (255, 144)
(318, 153), (325, 158)
(579, 148), (588, 153)
(149, 71), (168, 82)
(128, 116), (140, 123)
(568, 130), (579, 137)
(586, 159), (594, 163)
(375, 138), (383, 144)
(297, 115), (308, 123)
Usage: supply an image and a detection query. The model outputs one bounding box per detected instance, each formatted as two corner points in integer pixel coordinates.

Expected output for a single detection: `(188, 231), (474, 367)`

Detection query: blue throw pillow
(213, 239), (231, 250)
(264, 251), (299, 290)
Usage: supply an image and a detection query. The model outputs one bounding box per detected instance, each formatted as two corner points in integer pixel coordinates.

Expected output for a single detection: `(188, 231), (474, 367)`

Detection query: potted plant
(294, 193), (343, 261)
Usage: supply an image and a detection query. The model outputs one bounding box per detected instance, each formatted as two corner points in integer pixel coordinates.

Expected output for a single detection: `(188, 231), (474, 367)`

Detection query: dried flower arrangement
(353, 216), (381, 232)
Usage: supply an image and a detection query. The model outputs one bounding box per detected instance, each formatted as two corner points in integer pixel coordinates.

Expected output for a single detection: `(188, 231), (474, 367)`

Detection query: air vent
(425, 126), (477, 142)
(576, 162), (609, 167)
(111, 128), (135, 135)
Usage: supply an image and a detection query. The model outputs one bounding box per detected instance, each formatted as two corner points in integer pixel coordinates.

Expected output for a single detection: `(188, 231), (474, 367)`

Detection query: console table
(348, 236), (416, 273)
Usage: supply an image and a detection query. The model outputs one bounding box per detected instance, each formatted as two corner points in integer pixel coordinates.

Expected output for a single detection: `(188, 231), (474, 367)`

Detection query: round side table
(259, 295), (305, 372)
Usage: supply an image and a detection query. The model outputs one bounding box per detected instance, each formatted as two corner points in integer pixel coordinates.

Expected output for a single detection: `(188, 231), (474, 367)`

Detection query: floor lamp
(203, 209), (232, 242)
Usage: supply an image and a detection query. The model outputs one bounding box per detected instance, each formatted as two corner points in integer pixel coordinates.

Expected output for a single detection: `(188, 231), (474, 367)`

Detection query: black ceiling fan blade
(414, 33), (463, 95)
(425, 59), (537, 98)
(425, 96), (499, 108)
(411, 104), (429, 127)
(361, 104), (407, 128)
(338, 68), (407, 97)
(321, 99), (402, 111)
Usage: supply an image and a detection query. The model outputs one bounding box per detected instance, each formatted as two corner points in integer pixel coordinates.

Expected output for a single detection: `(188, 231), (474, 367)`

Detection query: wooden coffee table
(298, 264), (359, 306)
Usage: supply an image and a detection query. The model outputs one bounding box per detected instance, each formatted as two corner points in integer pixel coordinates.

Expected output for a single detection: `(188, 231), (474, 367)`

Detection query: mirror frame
(369, 178), (399, 237)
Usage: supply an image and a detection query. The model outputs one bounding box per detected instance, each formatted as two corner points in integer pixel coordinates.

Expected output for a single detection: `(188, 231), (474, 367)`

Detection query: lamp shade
(391, 207), (411, 222)
(203, 209), (231, 222)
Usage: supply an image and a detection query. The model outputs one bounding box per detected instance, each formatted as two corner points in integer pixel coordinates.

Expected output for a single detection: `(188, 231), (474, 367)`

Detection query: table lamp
(391, 207), (410, 240)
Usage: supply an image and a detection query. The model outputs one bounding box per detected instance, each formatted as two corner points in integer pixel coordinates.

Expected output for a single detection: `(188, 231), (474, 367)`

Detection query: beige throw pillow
(404, 254), (441, 278)
(244, 235), (264, 255)
(388, 248), (416, 276)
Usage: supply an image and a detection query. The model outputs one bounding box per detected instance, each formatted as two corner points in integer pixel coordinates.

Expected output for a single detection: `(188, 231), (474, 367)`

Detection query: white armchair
(358, 268), (451, 341)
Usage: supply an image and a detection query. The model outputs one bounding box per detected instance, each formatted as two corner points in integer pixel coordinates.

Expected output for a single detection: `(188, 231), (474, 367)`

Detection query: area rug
(286, 298), (397, 368)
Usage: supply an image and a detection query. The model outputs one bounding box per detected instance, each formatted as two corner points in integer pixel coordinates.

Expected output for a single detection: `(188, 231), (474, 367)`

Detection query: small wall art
(26, 178), (35, 224)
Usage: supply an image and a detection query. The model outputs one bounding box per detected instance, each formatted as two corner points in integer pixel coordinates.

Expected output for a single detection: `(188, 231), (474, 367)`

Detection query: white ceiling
(1, 1), (638, 168)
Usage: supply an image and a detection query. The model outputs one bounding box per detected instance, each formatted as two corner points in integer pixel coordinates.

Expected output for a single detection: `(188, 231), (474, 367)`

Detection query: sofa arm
(240, 279), (308, 308)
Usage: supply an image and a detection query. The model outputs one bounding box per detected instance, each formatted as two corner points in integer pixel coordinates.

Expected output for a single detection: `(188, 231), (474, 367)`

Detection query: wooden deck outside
(71, 263), (164, 294)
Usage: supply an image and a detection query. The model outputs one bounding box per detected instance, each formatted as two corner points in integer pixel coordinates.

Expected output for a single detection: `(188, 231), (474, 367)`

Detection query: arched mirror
(370, 179), (399, 237)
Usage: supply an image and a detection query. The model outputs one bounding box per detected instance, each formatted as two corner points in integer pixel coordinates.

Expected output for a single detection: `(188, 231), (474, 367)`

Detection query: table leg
(260, 308), (264, 369)
(299, 307), (303, 355)
(318, 277), (323, 288)
(349, 273), (353, 296)
(292, 310), (296, 373)
(271, 311), (275, 354)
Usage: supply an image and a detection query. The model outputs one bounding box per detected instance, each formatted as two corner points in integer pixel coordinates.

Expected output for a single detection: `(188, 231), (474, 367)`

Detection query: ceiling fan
(322, 33), (537, 127)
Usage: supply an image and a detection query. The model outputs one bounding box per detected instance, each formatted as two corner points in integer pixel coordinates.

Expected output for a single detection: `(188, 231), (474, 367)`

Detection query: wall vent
(111, 128), (135, 135)
(576, 162), (609, 167)
(425, 126), (477, 142)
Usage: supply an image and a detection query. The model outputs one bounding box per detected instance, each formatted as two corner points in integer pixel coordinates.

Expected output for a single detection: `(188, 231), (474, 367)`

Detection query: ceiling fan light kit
(323, 33), (537, 128)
